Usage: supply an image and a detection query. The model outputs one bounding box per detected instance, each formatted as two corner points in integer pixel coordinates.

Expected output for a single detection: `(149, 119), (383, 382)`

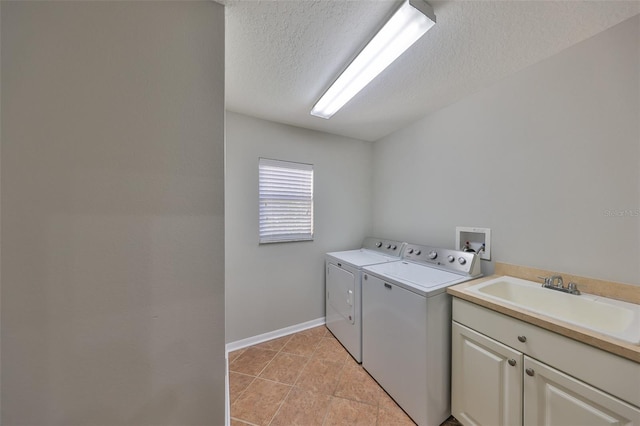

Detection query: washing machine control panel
(402, 244), (480, 276)
(362, 237), (405, 255)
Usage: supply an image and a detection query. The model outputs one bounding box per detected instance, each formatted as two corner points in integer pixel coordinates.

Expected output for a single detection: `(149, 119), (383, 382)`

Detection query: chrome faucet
(548, 275), (564, 288)
(538, 275), (581, 295)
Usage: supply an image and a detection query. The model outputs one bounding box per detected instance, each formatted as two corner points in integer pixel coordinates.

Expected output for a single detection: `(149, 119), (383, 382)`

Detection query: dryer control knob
(386, 244), (391, 249)
(447, 255), (455, 263)
(458, 257), (467, 265)
(415, 250), (422, 255)
(407, 248), (414, 254)
(428, 251), (437, 259)
(376, 242), (382, 247)
(392, 245), (397, 250)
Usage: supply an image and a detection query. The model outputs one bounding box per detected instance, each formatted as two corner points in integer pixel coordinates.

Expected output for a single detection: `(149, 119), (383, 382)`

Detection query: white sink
(466, 276), (640, 345)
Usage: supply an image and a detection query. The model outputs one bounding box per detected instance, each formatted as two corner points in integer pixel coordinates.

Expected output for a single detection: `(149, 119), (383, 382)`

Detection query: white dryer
(325, 237), (405, 363)
(362, 243), (481, 426)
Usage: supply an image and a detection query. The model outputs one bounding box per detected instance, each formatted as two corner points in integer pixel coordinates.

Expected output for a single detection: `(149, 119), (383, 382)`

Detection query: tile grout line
(278, 330), (321, 424)
(228, 372), (258, 416)
(266, 328), (322, 426)
(232, 326), (424, 426)
(315, 328), (340, 426)
(260, 334), (294, 376)
(229, 339), (286, 425)
(252, 336), (295, 426)
(253, 349), (281, 378)
(271, 327), (334, 425)
(266, 383), (295, 426)
(230, 416), (261, 426)
(320, 396), (333, 426)
(260, 330), (316, 425)
(236, 326), (383, 426)
(320, 337), (356, 426)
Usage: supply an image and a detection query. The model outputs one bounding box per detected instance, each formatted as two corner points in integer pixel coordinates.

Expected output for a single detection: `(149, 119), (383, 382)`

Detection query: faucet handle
(539, 275), (564, 288)
(567, 282), (581, 295)
(537, 276), (550, 286)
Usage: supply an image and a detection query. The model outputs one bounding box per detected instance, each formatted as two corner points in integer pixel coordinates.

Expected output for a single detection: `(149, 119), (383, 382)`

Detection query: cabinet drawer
(453, 298), (640, 407)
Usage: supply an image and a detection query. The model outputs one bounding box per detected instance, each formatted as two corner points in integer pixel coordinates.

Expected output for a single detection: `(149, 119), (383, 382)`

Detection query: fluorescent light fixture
(311, 0), (435, 119)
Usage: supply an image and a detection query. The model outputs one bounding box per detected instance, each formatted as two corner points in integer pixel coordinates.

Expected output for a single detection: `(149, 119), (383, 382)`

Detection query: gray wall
(225, 112), (373, 342)
(1, 2), (226, 424)
(372, 15), (640, 285)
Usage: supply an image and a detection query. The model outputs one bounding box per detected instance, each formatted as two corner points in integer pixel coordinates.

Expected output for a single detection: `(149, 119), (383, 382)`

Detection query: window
(259, 158), (314, 244)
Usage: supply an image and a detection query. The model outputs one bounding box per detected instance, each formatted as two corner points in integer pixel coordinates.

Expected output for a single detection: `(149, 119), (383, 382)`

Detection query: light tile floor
(229, 325), (462, 426)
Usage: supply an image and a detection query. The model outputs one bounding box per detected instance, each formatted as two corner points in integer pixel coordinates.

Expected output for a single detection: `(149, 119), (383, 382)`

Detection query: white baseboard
(225, 317), (326, 354)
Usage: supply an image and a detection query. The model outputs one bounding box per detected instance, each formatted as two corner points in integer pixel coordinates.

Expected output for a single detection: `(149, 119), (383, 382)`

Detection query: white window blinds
(259, 158), (314, 244)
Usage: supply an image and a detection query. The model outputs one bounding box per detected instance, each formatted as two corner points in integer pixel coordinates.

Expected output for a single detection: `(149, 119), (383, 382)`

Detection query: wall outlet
(456, 226), (491, 261)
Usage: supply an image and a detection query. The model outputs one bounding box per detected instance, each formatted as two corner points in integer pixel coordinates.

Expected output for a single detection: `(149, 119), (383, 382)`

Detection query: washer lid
(364, 261), (474, 296)
(326, 248), (400, 268)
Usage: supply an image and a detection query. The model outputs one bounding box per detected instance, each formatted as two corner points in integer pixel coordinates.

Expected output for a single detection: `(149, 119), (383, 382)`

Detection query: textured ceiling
(226, 1), (640, 142)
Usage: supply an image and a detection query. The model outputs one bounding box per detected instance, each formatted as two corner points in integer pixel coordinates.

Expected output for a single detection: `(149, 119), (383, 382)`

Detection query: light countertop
(447, 263), (640, 363)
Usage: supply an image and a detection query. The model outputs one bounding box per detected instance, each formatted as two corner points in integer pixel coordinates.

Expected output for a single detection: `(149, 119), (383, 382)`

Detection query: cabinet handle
(508, 359), (516, 366)
(526, 368), (535, 376)
(384, 283), (392, 290)
(517, 335), (527, 343)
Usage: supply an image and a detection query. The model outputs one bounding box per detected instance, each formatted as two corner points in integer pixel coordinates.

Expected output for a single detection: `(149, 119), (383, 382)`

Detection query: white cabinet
(452, 322), (523, 426)
(452, 298), (640, 426)
(524, 357), (640, 426)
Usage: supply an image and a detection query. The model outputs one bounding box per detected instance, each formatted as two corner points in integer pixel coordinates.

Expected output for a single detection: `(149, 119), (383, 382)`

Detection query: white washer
(325, 237), (405, 363)
(362, 243), (481, 426)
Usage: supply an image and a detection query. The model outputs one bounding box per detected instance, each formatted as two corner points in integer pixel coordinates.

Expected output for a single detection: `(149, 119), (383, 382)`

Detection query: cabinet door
(524, 356), (640, 426)
(452, 322), (523, 426)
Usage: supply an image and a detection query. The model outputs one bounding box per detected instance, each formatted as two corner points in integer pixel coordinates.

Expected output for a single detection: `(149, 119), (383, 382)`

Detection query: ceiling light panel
(311, 0), (436, 119)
